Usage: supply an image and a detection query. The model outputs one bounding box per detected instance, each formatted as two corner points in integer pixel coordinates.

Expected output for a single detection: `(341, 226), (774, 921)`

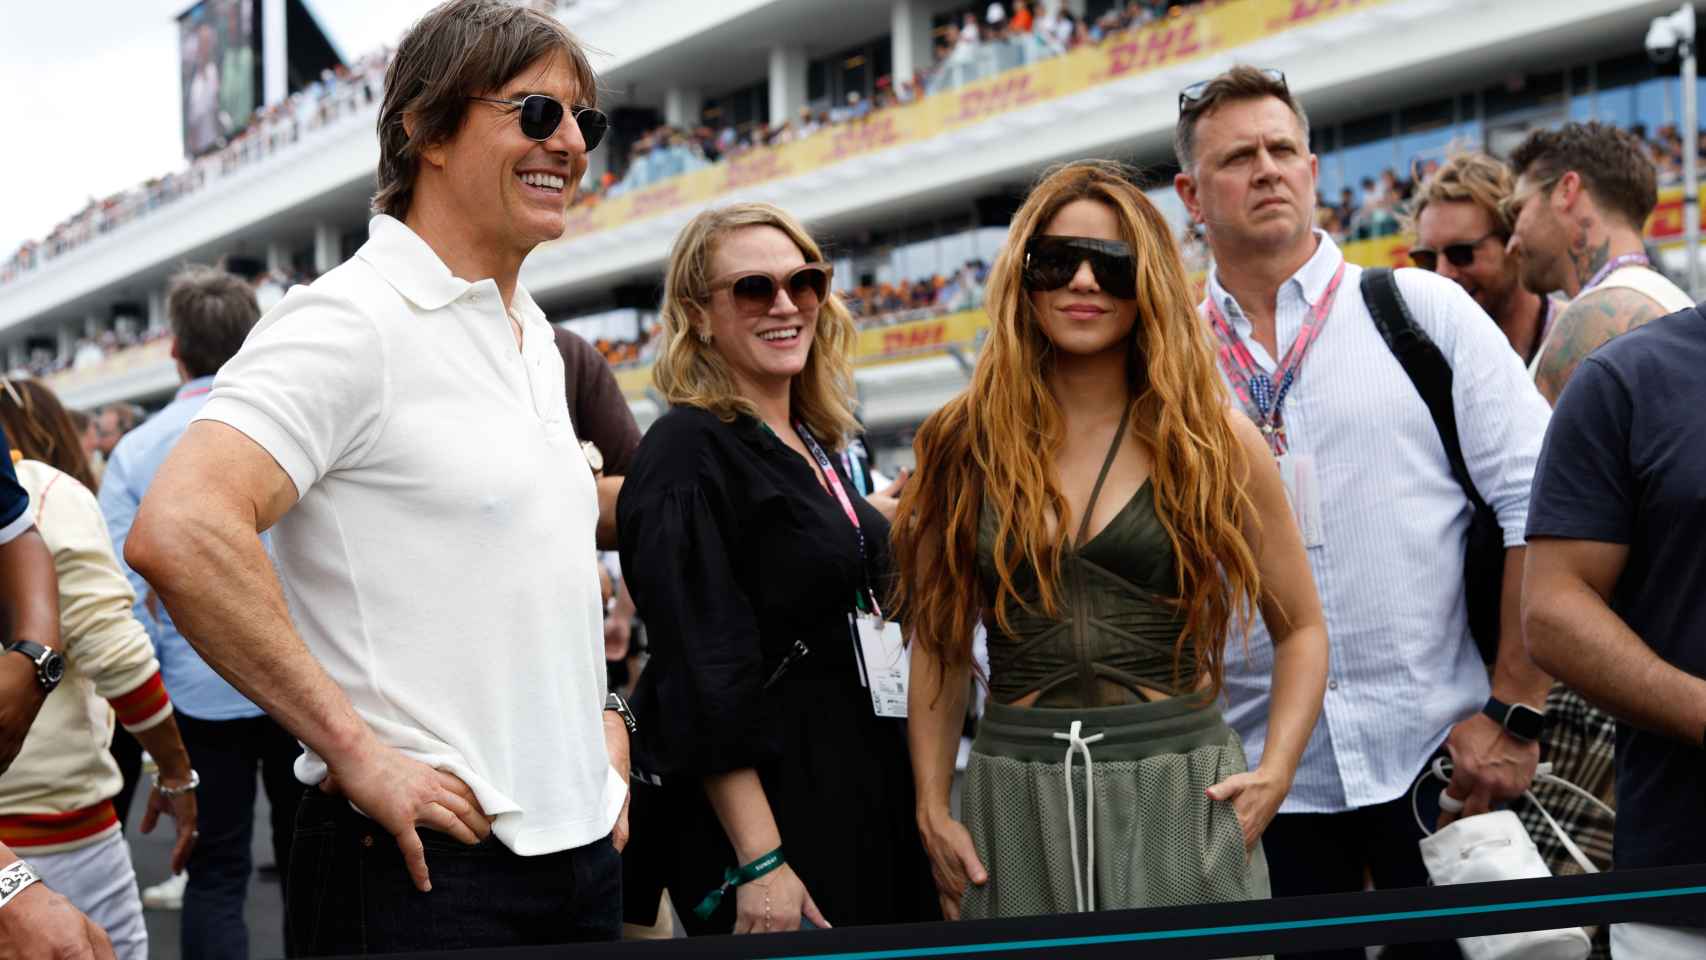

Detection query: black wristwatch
(1484, 696), (1545, 742)
(604, 691), (637, 734)
(4, 641), (65, 695)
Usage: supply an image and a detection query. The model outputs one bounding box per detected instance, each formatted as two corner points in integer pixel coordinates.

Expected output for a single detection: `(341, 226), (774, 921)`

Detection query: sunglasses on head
(469, 94), (609, 151)
(1408, 232), (1501, 272)
(1022, 236), (1138, 300)
(708, 263), (833, 315)
(1178, 67), (1287, 114)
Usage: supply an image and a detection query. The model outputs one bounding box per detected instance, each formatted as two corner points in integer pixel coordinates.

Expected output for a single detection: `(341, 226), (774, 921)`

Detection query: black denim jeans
(176, 711), (303, 960)
(286, 789), (622, 955)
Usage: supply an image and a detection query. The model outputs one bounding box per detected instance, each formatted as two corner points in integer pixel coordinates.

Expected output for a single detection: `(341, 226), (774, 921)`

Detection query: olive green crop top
(974, 408), (1196, 707)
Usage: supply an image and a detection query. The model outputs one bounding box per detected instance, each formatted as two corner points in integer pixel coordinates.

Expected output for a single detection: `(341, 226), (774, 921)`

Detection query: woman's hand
(1206, 763), (1290, 851)
(733, 863), (829, 933)
(917, 806), (986, 920)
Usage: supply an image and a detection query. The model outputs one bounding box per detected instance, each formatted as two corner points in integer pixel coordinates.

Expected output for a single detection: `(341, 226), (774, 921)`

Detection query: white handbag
(1411, 758), (1615, 960)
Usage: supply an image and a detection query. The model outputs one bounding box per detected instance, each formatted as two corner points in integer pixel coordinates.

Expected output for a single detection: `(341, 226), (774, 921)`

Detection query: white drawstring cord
(1051, 719), (1106, 912)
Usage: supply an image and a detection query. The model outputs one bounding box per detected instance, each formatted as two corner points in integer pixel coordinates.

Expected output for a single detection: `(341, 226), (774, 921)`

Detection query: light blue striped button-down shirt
(1203, 232), (1552, 813)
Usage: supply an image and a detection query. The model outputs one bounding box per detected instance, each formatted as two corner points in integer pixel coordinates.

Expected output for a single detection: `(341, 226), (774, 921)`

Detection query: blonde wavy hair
(651, 203), (861, 448)
(891, 160), (1262, 698)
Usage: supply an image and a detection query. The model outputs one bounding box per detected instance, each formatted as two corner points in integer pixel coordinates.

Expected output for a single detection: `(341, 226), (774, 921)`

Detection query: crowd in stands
(0, 48), (392, 288)
(1629, 122), (1706, 185)
(583, 0), (1207, 199)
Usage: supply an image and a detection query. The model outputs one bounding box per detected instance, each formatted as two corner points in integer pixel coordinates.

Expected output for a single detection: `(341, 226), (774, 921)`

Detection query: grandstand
(1, 0), (1698, 470)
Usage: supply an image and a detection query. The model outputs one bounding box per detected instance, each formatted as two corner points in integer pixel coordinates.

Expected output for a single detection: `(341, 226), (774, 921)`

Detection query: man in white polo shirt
(124, 1), (627, 951)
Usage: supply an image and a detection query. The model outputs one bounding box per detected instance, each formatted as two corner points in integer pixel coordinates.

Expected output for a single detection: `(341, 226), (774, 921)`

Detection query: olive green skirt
(961, 695), (1272, 929)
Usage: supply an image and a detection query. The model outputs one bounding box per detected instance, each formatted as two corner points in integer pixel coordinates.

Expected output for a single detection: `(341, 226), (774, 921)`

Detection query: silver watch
(0, 860), (41, 911)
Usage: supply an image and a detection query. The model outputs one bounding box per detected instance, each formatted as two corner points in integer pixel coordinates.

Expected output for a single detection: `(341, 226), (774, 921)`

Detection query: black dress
(616, 405), (939, 933)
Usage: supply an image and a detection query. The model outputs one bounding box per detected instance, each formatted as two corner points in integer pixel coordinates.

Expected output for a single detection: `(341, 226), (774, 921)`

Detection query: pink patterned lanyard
(794, 422), (877, 615)
(1202, 262), (1347, 457)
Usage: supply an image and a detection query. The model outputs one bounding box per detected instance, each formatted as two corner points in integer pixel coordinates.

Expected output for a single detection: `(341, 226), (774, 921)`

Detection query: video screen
(178, 0), (259, 157)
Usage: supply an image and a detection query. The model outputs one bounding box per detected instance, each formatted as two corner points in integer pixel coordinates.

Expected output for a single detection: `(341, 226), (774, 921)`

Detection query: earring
(697, 329), (711, 344)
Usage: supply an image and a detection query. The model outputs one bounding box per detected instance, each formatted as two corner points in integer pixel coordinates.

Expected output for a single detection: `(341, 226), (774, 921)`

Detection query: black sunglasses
(469, 94), (609, 151)
(1022, 236), (1137, 300)
(1178, 67), (1288, 114)
(1408, 232), (1501, 272)
(708, 263), (833, 315)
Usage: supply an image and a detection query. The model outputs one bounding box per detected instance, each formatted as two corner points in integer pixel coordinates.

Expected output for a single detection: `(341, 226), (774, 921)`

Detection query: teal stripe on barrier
(776, 885), (1706, 960)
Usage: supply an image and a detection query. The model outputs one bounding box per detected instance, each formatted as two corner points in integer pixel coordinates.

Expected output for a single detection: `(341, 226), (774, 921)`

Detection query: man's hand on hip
(1438, 710), (1539, 829)
(322, 742), (492, 893)
(603, 711), (631, 852)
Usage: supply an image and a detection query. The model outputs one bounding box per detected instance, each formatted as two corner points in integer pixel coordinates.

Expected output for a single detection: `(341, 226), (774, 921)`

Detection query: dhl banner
(550, 0), (1394, 247)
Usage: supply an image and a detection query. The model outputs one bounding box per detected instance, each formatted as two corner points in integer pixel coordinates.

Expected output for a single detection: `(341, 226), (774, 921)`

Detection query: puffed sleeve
(618, 413), (773, 779)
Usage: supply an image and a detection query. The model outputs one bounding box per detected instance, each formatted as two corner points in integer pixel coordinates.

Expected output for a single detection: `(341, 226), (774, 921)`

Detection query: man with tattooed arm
(1504, 122), (1692, 402)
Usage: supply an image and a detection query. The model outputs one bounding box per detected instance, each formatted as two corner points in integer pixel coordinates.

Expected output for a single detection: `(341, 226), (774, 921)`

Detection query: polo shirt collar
(356, 215), (475, 312)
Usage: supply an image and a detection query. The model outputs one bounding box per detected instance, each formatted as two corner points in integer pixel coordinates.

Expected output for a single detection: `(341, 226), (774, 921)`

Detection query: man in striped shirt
(1174, 66), (1554, 959)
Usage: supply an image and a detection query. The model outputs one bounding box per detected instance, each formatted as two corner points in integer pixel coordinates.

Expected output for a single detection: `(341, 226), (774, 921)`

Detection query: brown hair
(373, 0), (599, 219)
(0, 378), (98, 492)
(1406, 151), (1518, 237)
(651, 203), (860, 448)
(891, 161), (1262, 698)
(1174, 65), (1309, 172)
(1507, 122), (1660, 229)
(167, 265), (260, 379)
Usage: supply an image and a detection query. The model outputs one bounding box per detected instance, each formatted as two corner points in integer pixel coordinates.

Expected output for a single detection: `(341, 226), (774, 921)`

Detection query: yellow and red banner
(549, 0), (1394, 247)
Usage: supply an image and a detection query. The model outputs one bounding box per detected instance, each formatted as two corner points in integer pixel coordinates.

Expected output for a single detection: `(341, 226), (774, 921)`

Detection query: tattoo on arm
(1535, 288), (1663, 405)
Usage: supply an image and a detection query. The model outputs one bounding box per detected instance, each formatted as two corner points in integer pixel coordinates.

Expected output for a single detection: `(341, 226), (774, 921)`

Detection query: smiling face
(702, 225), (818, 396)
(420, 51), (589, 261)
(1415, 199), (1518, 316)
(1506, 173), (1574, 296)
(1177, 96), (1318, 257)
(1028, 199), (1139, 359)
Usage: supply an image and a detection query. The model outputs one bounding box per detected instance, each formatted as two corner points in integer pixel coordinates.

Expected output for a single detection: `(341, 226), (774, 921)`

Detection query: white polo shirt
(196, 215), (621, 855)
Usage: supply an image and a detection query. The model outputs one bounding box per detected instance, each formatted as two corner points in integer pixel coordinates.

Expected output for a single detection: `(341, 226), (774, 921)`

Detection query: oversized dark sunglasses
(469, 94), (609, 151)
(1022, 236), (1138, 300)
(1408, 232), (1501, 272)
(1178, 67), (1287, 113)
(709, 263), (833, 314)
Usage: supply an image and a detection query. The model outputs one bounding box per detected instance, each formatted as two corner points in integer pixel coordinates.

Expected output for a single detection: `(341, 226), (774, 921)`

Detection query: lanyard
(794, 423), (877, 616)
(1580, 253), (1651, 296)
(1203, 261), (1347, 457)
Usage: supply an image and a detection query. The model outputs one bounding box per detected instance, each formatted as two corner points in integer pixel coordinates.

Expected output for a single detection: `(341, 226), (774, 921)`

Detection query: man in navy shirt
(1524, 302), (1706, 959)
(0, 417), (63, 774)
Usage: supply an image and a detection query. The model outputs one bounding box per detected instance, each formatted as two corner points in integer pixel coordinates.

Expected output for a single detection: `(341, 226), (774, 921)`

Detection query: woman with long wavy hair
(893, 161), (1328, 920)
(616, 203), (937, 937)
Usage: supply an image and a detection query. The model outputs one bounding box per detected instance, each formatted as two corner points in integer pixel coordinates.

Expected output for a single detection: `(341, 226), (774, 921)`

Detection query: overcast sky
(0, 0), (444, 254)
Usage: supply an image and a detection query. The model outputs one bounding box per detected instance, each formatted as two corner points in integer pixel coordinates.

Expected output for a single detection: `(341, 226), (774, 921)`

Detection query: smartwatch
(1484, 696), (1545, 742)
(581, 441), (605, 475)
(4, 641), (65, 695)
(605, 691), (637, 734)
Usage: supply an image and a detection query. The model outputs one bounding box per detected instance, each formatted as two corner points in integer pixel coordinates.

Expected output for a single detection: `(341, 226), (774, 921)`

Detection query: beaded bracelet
(692, 846), (785, 920)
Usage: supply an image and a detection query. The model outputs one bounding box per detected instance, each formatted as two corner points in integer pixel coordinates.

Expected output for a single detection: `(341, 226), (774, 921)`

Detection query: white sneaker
(141, 872), (188, 910)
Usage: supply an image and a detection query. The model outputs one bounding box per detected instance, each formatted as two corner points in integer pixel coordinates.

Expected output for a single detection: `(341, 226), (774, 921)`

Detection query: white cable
(1052, 720), (1106, 912)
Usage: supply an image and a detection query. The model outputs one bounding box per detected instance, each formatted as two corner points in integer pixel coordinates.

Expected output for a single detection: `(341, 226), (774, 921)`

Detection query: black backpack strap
(1359, 267), (1490, 514)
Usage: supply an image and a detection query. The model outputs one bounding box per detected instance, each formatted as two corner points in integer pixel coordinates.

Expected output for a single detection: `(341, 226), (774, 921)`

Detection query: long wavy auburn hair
(890, 160), (1262, 699)
(651, 202), (861, 448)
(0, 377), (98, 493)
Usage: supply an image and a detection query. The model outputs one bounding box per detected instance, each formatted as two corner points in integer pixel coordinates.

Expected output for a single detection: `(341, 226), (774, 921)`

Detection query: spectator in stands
(1506, 122), (1693, 404)
(92, 404), (142, 461)
(0, 838), (117, 960)
(1174, 66), (1552, 959)
(1409, 153), (1560, 365)
(0, 376), (199, 960)
(124, 2), (628, 952)
(617, 202), (938, 935)
(896, 159), (1325, 921)
(99, 266), (296, 959)
(1010, 0), (1033, 33)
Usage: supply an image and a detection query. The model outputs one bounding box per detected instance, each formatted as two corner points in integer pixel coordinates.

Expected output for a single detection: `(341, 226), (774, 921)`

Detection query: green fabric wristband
(691, 846), (785, 921)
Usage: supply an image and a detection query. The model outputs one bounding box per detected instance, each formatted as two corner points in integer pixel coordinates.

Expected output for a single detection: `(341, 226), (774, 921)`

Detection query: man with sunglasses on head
(1175, 66), (1553, 959)
(1409, 153), (1563, 367)
(1504, 122), (1691, 405)
(123, 1), (629, 952)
